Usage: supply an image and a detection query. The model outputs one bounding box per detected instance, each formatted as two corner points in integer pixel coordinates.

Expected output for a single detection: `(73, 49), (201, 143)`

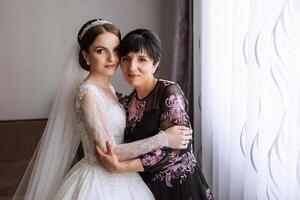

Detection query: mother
(97, 29), (214, 200)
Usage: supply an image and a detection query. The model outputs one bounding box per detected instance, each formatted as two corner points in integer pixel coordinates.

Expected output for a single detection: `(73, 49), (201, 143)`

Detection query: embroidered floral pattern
(152, 152), (196, 187)
(141, 149), (166, 166)
(123, 94), (146, 132)
(161, 94), (189, 125)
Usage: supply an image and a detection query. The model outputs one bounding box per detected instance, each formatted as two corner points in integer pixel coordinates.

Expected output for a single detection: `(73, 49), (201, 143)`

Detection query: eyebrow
(95, 45), (119, 50)
(138, 55), (148, 58)
(94, 45), (106, 49)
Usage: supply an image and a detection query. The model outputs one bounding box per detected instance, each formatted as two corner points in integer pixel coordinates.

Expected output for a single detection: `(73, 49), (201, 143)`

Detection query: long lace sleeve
(113, 132), (168, 161)
(139, 83), (196, 187)
(80, 85), (169, 161)
(80, 90), (113, 151)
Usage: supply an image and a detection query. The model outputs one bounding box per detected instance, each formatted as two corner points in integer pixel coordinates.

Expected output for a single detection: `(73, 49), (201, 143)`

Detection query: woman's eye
(97, 49), (105, 54)
(139, 58), (147, 62)
(121, 57), (129, 62)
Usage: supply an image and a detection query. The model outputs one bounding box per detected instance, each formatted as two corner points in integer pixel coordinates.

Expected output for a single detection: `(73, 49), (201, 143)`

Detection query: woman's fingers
(164, 125), (193, 149)
(184, 134), (192, 140)
(95, 143), (105, 158)
(176, 126), (193, 136)
(183, 129), (193, 136)
(106, 141), (114, 155)
(180, 128), (192, 142)
(93, 141), (121, 172)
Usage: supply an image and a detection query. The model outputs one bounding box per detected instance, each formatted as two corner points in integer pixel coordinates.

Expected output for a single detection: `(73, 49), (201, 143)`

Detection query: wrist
(159, 130), (169, 147)
(115, 162), (127, 173)
(120, 159), (144, 172)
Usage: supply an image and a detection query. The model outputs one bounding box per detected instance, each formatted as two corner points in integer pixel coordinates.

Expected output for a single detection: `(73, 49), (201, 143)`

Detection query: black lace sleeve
(159, 83), (191, 129)
(140, 83), (196, 185)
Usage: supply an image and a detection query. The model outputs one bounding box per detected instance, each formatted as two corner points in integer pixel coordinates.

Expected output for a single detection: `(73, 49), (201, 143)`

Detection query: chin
(126, 80), (140, 88)
(106, 70), (116, 76)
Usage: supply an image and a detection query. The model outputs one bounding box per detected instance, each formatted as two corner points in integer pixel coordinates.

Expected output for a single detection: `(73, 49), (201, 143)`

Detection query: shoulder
(159, 79), (177, 87)
(76, 81), (98, 95)
(158, 80), (188, 108)
(74, 82), (100, 109)
(159, 79), (183, 96)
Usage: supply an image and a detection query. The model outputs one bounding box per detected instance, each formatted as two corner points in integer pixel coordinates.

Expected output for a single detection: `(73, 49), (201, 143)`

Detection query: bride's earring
(82, 51), (90, 66)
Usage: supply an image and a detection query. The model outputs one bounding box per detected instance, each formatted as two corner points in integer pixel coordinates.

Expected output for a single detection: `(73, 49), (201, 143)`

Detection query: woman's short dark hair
(77, 19), (121, 71)
(119, 29), (161, 65)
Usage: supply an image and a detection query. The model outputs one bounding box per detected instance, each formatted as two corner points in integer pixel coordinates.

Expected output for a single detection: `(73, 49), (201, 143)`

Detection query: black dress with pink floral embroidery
(122, 79), (214, 200)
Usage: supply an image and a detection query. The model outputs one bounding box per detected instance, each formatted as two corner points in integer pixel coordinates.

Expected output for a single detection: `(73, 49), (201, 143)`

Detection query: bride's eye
(96, 49), (105, 54)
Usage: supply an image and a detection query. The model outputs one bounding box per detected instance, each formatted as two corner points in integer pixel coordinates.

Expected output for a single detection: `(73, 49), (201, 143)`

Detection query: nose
(107, 51), (117, 62)
(129, 60), (138, 71)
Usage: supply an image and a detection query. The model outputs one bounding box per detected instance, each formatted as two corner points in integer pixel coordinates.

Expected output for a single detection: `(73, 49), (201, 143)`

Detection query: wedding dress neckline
(83, 81), (118, 102)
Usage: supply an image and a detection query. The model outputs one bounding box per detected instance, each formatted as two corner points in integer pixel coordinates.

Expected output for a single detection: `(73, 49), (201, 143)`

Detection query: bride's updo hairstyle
(77, 19), (121, 71)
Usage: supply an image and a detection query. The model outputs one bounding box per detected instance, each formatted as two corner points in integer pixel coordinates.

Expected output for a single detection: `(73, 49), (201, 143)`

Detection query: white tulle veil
(13, 43), (88, 200)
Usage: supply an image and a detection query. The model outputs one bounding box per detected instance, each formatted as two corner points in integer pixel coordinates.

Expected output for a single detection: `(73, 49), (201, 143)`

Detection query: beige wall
(0, 0), (175, 120)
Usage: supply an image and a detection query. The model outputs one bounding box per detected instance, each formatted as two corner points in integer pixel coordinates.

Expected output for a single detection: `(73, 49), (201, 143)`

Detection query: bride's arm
(81, 89), (191, 161)
(81, 90), (113, 151)
(96, 141), (144, 173)
(113, 125), (191, 161)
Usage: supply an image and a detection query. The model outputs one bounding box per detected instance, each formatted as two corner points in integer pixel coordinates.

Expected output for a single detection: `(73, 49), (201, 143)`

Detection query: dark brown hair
(77, 19), (121, 71)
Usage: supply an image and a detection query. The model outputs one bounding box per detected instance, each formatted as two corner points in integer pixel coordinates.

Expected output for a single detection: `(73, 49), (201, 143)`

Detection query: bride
(13, 19), (192, 200)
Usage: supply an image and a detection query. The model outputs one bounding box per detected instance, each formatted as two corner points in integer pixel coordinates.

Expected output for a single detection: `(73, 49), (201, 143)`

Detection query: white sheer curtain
(201, 0), (300, 199)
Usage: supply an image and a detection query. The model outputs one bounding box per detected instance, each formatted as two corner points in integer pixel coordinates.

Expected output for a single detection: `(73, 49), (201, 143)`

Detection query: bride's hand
(95, 141), (126, 173)
(164, 126), (192, 149)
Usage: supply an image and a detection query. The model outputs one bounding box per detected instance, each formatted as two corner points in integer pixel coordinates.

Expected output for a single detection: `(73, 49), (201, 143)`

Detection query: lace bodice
(73, 81), (169, 163)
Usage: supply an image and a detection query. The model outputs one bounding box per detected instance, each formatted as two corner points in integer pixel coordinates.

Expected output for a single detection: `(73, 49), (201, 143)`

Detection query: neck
(86, 72), (111, 89)
(135, 78), (158, 99)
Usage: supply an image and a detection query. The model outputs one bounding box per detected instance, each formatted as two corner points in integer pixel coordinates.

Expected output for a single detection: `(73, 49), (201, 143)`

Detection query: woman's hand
(95, 141), (144, 173)
(95, 141), (125, 173)
(164, 126), (192, 149)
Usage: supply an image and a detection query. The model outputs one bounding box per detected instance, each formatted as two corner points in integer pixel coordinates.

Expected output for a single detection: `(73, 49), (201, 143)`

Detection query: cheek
(115, 56), (120, 64)
(120, 64), (127, 74)
(120, 62), (127, 70)
(140, 65), (154, 74)
(90, 55), (101, 64)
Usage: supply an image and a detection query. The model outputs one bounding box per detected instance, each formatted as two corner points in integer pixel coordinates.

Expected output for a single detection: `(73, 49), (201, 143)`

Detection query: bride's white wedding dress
(53, 81), (167, 200)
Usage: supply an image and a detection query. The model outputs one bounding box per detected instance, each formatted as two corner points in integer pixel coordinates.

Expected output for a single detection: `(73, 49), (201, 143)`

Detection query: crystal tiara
(78, 19), (112, 40)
